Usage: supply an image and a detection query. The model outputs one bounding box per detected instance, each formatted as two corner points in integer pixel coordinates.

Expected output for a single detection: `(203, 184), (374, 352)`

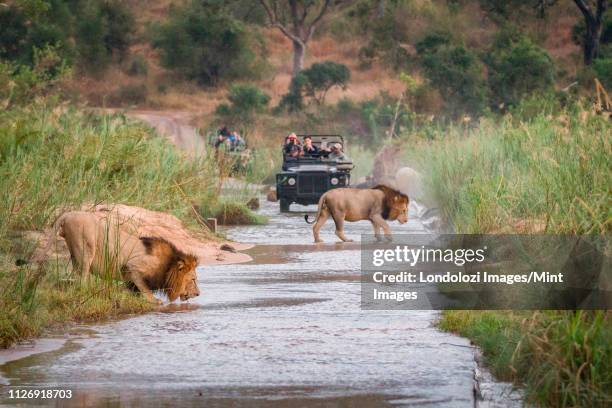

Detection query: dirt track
(128, 110), (207, 155)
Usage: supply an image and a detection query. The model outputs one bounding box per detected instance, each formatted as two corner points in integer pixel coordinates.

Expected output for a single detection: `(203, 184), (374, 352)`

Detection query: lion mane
(373, 185), (409, 220)
(139, 237), (198, 302)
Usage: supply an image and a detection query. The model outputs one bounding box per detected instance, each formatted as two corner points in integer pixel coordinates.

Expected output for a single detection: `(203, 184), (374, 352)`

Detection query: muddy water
(0, 200), (521, 407)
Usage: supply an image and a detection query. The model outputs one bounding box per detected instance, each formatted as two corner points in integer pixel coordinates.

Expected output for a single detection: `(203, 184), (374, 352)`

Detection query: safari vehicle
(207, 130), (254, 175)
(276, 134), (354, 212)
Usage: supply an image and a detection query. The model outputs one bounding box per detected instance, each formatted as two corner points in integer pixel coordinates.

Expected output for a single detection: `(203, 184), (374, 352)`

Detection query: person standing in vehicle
(302, 136), (319, 157)
(328, 143), (349, 161)
(284, 133), (300, 155)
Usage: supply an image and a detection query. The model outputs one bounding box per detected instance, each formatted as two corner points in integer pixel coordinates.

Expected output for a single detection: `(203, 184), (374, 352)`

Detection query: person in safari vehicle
(302, 136), (319, 157)
(327, 143), (349, 161)
(284, 133), (301, 155)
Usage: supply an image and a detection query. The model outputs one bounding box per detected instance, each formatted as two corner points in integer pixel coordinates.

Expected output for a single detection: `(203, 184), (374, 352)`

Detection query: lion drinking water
(56, 211), (200, 304)
(305, 185), (409, 243)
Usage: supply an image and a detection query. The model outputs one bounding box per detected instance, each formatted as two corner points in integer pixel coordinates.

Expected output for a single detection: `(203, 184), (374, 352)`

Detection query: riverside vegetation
(404, 99), (611, 407)
(3, 1), (612, 406)
(0, 98), (267, 348)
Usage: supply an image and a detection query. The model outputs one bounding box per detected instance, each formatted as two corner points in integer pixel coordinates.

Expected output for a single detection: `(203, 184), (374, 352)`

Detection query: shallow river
(0, 200), (521, 407)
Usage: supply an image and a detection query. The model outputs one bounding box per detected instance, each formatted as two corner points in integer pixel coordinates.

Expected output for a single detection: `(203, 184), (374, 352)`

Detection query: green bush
(216, 84), (270, 120)
(0, 45), (70, 108)
(485, 31), (555, 108)
(277, 76), (306, 113)
(278, 61), (350, 111)
(415, 31), (451, 55)
(0, 0), (135, 73)
(100, 0), (135, 60)
(0, 1), (73, 66)
(76, 2), (111, 73)
(419, 43), (487, 118)
(300, 61), (350, 105)
(358, 12), (410, 69)
(593, 58), (612, 88)
(152, 1), (263, 86)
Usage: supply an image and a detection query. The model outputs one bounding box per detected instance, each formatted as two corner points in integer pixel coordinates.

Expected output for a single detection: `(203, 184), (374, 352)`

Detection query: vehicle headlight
(288, 177), (296, 186)
(330, 177), (339, 186)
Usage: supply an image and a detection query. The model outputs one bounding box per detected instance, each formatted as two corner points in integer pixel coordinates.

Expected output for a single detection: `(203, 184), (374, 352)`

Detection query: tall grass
(405, 107), (610, 234)
(0, 260), (154, 348)
(0, 101), (226, 347)
(0, 103), (221, 233)
(404, 102), (612, 406)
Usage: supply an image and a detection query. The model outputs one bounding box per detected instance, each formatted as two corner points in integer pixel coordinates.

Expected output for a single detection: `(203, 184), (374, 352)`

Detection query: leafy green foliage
(100, 0), (135, 59)
(300, 61), (350, 105)
(216, 84), (270, 120)
(418, 41), (487, 118)
(358, 12), (410, 69)
(152, 1), (264, 86)
(485, 31), (555, 108)
(593, 57), (612, 88)
(414, 31), (451, 55)
(278, 61), (350, 111)
(0, 45), (70, 108)
(278, 75), (306, 113)
(0, 0), (135, 73)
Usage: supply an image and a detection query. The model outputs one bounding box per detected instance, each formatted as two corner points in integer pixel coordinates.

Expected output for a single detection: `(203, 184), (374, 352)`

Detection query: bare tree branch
(275, 23), (304, 45)
(258, 0), (335, 75)
(258, 0), (276, 21)
(258, 0), (303, 44)
(305, 0), (331, 41)
(574, 0), (595, 23)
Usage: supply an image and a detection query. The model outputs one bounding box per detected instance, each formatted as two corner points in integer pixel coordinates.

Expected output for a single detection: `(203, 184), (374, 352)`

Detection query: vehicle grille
(298, 173), (327, 195)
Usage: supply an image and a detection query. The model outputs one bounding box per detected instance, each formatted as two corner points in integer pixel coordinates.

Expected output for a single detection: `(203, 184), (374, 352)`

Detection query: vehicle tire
(279, 199), (290, 212)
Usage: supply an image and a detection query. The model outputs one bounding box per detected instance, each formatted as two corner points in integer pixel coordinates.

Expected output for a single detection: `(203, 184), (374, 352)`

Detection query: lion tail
(52, 211), (72, 238)
(305, 195), (326, 224)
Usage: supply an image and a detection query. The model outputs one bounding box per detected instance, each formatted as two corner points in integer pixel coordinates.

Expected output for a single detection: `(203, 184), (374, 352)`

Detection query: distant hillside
(62, 0), (584, 114)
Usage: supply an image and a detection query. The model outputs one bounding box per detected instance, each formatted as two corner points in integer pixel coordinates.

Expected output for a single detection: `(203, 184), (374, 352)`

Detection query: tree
(216, 84), (271, 121)
(573, 0), (609, 65)
(277, 61), (349, 111)
(418, 41), (487, 118)
(152, 1), (261, 85)
(485, 31), (555, 108)
(300, 61), (349, 105)
(480, 0), (608, 64)
(258, 0), (334, 77)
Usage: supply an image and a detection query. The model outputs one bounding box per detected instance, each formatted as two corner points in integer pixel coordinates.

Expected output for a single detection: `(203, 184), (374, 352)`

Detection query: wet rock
(246, 197), (260, 210)
(266, 189), (277, 202)
(220, 244), (236, 253)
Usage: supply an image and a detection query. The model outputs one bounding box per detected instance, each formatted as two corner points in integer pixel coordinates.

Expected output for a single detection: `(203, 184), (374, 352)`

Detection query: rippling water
(0, 199), (521, 407)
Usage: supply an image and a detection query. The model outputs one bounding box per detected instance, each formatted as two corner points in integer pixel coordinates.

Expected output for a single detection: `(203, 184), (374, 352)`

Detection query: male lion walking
(305, 185), (409, 243)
